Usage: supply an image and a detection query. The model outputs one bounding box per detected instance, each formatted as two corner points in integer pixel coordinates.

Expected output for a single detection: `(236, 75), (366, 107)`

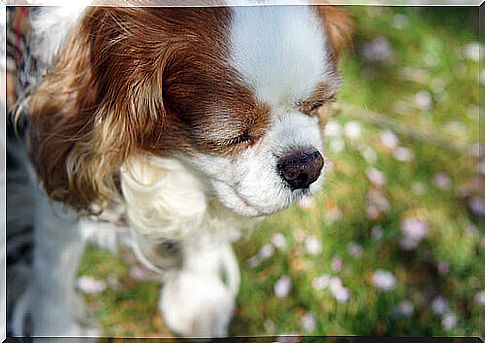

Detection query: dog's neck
(119, 155), (258, 247)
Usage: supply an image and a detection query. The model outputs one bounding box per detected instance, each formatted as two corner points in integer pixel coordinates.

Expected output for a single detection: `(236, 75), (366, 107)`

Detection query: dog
(9, 1), (351, 338)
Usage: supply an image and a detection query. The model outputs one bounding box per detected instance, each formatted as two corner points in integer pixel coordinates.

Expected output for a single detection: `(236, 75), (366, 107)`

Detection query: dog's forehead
(228, 6), (335, 108)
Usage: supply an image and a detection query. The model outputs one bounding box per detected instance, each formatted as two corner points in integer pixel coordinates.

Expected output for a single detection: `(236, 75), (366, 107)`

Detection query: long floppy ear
(29, 7), (170, 213)
(315, 6), (354, 59)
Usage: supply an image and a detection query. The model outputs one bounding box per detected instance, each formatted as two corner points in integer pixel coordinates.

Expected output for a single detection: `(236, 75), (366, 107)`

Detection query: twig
(332, 103), (476, 156)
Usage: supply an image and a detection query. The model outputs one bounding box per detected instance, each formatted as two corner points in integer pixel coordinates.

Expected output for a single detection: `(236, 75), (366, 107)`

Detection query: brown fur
(28, 5), (351, 213)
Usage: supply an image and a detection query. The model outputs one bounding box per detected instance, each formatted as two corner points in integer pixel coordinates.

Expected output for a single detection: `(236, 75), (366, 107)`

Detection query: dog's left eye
(299, 97), (336, 116)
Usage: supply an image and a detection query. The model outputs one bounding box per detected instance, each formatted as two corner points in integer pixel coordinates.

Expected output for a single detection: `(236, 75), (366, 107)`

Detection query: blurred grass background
(76, 6), (483, 337)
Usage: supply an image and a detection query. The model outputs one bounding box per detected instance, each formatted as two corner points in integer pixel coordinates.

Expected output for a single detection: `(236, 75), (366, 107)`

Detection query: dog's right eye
(225, 131), (251, 146)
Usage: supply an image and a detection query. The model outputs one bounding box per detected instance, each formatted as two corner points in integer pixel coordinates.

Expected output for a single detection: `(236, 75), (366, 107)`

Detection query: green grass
(77, 6), (482, 337)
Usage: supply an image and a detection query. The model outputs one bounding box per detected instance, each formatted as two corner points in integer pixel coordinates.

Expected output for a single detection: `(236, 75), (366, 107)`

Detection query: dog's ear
(29, 7), (171, 212)
(315, 6), (354, 59)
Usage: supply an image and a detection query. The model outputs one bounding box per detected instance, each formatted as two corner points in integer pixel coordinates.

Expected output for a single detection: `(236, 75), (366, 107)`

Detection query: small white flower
(361, 146), (377, 164)
(444, 121), (467, 137)
(414, 90), (432, 111)
(258, 244), (275, 260)
(300, 312), (316, 333)
(347, 242), (364, 258)
(463, 42), (482, 61)
(371, 226), (384, 240)
(434, 172), (452, 190)
(412, 182), (426, 195)
(380, 130), (400, 150)
(330, 138), (345, 153)
(393, 147), (415, 162)
(77, 276), (107, 294)
(392, 14), (409, 29)
(396, 300), (414, 317)
(304, 235), (323, 255)
(344, 121), (362, 140)
(312, 274), (331, 290)
(274, 275), (292, 298)
(366, 168), (387, 187)
(442, 312), (458, 331)
(475, 290), (485, 306)
(264, 319), (276, 334)
(372, 269), (397, 292)
(324, 121), (342, 138)
(466, 223), (478, 237)
(399, 236), (419, 250)
(326, 207), (343, 223)
(431, 296), (449, 315)
(271, 233), (287, 250)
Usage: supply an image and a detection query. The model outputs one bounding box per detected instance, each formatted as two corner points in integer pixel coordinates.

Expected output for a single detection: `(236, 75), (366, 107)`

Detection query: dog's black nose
(277, 149), (324, 190)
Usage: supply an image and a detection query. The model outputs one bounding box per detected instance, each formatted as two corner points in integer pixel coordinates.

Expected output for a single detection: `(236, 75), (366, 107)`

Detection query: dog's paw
(159, 271), (235, 338)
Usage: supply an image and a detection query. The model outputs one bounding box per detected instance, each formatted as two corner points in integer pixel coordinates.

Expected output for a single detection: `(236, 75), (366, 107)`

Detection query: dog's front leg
(159, 241), (240, 338)
(29, 197), (98, 337)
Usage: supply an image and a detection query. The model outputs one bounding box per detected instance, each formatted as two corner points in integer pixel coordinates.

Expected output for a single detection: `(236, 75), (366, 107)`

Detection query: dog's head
(28, 5), (352, 216)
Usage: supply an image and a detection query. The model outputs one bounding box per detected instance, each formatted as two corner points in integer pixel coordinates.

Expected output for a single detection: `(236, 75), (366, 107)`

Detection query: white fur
(30, 2), (91, 70)
(15, 4), (338, 339)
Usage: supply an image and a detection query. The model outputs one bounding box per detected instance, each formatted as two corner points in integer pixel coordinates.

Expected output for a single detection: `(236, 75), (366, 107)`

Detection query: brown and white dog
(12, 1), (351, 338)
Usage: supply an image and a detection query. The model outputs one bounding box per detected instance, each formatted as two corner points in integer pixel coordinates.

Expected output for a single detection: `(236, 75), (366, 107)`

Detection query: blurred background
(6, 5), (483, 338)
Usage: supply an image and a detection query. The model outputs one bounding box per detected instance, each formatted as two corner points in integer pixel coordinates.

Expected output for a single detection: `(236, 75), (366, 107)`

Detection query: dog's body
(9, 2), (351, 337)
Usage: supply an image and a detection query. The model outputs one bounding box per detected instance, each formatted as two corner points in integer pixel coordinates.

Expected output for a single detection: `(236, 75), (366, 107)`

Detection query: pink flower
(469, 197), (485, 216)
(129, 266), (153, 281)
(77, 276), (107, 294)
(400, 218), (428, 243)
(329, 277), (351, 303)
(437, 261), (450, 276)
(380, 130), (400, 150)
(331, 257), (343, 272)
(362, 37), (393, 63)
(434, 172), (452, 190)
(431, 296), (449, 315)
(366, 168), (387, 187)
(274, 275), (292, 298)
(442, 313), (458, 330)
(396, 300), (414, 317)
(300, 312), (316, 333)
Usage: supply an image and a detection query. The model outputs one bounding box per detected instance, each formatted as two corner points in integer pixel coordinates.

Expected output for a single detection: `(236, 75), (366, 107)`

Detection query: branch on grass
(332, 103), (477, 157)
